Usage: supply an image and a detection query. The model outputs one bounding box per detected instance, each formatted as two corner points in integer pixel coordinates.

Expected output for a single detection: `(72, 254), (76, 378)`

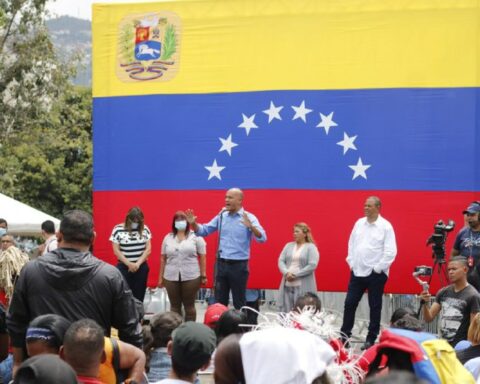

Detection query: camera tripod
(429, 257), (449, 288)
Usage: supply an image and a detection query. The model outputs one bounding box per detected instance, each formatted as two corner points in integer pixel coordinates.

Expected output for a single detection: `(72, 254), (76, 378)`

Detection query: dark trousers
(340, 271), (387, 343)
(246, 298), (260, 325)
(215, 259), (249, 309)
(117, 262), (149, 302)
(468, 268), (480, 292)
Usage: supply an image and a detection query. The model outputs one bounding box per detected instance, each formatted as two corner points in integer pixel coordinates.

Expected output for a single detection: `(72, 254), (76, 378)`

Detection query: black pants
(340, 270), (387, 343)
(117, 262), (149, 302)
(215, 259), (249, 309)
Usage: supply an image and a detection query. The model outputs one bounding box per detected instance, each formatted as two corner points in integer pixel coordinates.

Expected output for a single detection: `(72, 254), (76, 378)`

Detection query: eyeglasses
(1, 240), (12, 244)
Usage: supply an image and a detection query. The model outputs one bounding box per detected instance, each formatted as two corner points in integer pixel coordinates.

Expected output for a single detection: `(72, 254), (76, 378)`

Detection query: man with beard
(452, 202), (480, 291)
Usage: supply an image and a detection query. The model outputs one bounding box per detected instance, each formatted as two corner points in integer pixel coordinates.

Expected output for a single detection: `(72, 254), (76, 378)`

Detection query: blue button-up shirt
(196, 208), (267, 260)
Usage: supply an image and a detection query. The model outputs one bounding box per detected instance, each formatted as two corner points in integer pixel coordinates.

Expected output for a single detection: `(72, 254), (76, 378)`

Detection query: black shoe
(339, 335), (350, 349)
(361, 340), (375, 350)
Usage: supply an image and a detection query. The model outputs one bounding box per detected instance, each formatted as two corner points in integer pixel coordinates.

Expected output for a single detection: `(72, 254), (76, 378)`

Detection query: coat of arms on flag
(116, 11), (181, 82)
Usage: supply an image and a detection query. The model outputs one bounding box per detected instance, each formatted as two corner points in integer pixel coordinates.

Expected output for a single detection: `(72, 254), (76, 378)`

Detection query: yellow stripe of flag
(93, 0), (480, 98)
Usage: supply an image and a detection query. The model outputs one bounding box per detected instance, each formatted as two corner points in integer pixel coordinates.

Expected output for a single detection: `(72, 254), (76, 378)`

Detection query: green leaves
(161, 24), (176, 60)
(0, 86), (92, 217)
(0, 1), (92, 217)
(119, 23), (135, 63)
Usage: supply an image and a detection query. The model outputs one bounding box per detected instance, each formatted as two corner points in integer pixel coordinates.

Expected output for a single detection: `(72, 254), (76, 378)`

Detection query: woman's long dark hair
(125, 206), (145, 237)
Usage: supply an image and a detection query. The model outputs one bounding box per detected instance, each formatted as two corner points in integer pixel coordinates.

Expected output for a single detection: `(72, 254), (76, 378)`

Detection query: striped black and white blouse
(109, 224), (152, 262)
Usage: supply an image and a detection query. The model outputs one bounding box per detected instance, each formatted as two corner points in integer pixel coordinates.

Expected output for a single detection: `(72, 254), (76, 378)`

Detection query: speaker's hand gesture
(185, 209), (197, 225)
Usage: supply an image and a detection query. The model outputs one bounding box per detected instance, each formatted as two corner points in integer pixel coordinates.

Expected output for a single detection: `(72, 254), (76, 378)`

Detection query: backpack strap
(111, 337), (121, 383)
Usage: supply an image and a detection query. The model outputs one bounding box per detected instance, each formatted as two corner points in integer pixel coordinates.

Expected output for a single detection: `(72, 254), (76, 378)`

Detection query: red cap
(204, 303), (228, 328)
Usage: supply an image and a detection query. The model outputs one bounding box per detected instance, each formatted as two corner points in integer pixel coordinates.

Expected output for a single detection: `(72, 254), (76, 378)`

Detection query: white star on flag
(262, 101), (283, 123)
(337, 132), (358, 155)
(316, 112), (338, 135)
(219, 134), (238, 156)
(205, 159), (225, 180)
(238, 113), (258, 136)
(349, 157), (371, 180)
(291, 100), (312, 123)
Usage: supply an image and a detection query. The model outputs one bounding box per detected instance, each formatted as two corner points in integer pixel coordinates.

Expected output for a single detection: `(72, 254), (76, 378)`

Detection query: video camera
(426, 219), (455, 261)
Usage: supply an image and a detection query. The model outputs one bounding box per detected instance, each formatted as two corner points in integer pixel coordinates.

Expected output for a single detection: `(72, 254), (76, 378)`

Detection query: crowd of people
(0, 191), (479, 383)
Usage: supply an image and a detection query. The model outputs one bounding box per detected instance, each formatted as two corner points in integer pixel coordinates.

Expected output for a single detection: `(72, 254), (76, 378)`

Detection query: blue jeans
(147, 348), (171, 382)
(341, 271), (388, 343)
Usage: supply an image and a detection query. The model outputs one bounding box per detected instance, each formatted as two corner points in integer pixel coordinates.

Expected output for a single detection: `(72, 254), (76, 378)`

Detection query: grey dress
(277, 242), (320, 312)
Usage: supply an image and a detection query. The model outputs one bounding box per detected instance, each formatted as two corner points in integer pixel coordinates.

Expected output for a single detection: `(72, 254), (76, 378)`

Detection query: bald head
(228, 188), (243, 199)
(225, 188), (244, 213)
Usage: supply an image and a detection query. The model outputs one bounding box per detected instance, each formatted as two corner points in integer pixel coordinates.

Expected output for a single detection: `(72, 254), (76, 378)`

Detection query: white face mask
(175, 220), (187, 231)
(131, 222), (139, 230)
(0, 228), (6, 237)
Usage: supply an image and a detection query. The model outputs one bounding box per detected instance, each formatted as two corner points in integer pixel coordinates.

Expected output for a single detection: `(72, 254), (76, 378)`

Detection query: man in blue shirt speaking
(186, 188), (267, 309)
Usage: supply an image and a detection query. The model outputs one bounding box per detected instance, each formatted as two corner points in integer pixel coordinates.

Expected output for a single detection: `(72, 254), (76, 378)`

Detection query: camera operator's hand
(419, 290), (431, 303)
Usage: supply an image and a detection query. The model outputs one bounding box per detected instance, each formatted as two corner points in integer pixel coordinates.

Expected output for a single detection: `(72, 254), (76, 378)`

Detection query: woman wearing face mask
(110, 206), (152, 302)
(158, 211), (207, 321)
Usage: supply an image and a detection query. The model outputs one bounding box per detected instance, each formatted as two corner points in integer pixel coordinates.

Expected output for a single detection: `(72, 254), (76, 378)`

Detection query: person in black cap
(155, 322), (216, 384)
(14, 354), (78, 384)
(452, 202), (480, 291)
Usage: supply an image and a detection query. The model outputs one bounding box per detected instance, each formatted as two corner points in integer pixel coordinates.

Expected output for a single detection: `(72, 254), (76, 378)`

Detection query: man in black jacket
(7, 210), (142, 374)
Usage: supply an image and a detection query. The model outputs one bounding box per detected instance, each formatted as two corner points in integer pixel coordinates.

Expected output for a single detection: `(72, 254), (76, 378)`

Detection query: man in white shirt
(340, 196), (397, 349)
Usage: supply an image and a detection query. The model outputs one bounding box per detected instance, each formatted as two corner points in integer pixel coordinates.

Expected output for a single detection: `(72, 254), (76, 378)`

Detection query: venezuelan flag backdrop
(93, 0), (480, 294)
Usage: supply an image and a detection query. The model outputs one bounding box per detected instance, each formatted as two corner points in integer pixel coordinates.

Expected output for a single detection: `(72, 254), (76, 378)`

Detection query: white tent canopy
(0, 193), (60, 236)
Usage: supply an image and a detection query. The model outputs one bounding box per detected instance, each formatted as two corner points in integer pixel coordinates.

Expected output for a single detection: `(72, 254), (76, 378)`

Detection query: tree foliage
(0, 0), (92, 217)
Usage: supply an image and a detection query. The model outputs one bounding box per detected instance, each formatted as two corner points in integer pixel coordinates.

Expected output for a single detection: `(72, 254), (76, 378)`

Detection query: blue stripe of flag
(93, 87), (479, 191)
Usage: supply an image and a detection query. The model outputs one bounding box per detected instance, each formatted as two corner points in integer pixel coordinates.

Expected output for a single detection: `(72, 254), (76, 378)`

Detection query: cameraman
(420, 256), (480, 346)
(451, 202), (480, 291)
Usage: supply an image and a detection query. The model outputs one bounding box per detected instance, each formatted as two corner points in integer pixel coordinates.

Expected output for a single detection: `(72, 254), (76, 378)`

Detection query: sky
(46, 0), (159, 20)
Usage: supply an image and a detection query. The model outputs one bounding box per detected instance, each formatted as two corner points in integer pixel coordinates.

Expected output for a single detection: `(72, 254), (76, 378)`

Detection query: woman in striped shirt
(110, 206), (152, 302)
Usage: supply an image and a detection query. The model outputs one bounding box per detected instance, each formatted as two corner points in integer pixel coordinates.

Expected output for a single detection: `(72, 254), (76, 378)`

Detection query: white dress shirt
(346, 215), (397, 277)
